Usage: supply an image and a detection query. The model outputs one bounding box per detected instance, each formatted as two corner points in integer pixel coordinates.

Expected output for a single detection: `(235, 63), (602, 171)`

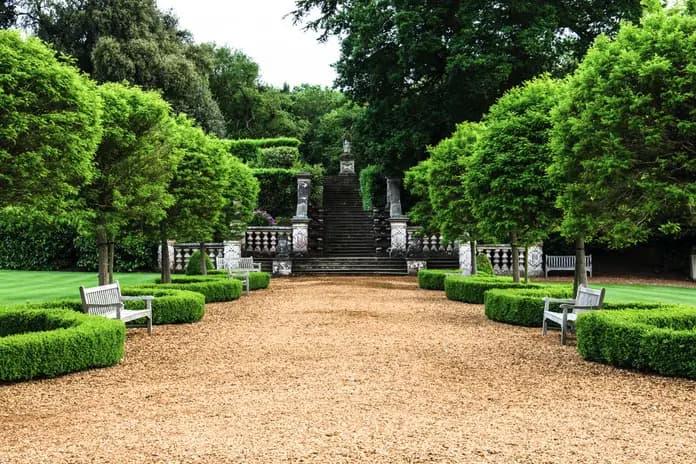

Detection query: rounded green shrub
(418, 269), (458, 290)
(484, 286), (573, 327)
(247, 272), (271, 290)
(121, 287), (206, 324)
(0, 307), (125, 382)
(476, 254), (494, 275)
(140, 279), (242, 303)
(577, 305), (696, 379)
(445, 275), (544, 304)
(185, 250), (214, 275)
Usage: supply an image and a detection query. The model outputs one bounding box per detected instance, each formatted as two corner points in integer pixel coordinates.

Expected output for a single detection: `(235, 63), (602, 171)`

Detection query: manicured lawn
(597, 282), (696, 306)
(0, 270), (159, 305)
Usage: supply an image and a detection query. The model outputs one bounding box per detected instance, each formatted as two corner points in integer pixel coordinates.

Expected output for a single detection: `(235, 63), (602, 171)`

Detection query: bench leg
(542, 317), (548, 335)
(147, 315), (153, 335)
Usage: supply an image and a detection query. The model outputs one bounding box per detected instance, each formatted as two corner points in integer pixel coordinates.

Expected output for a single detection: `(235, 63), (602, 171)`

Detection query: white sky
(156, 0), (340, 88)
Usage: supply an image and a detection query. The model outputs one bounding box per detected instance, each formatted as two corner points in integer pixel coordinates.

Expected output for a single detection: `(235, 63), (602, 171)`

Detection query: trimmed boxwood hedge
(160, 272), (271, 291)
(445, 276), (544, 304)
(139, 279), (243, 303)
(122, 287), (206, 324)
(577, 304), (696, 379)
(484, 286), (573, 327)
(0, 306), (125, 381)
(418, 269), (459, 290)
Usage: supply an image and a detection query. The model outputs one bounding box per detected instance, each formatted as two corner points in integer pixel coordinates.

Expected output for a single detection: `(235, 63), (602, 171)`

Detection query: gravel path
(1, 276), (695, 463)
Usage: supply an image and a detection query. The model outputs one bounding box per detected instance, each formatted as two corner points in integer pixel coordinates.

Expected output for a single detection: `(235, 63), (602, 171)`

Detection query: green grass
(596, 282), (696, 306)
(0, 270), (159, 305)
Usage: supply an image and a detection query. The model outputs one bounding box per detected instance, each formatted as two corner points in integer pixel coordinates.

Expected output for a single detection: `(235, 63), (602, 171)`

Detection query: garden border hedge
(445, 276), (545, 304)
(161, 273), (271, 291)
(418, 269), (459, 290)
(484, 286), (573, 327)
(0, 306), (125, 381)
(577, 304), (696, 379)
(138, 279), (242, 303)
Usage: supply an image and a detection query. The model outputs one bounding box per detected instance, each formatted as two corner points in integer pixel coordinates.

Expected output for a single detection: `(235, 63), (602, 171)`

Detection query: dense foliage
(0, 30), (102, 210)
(185, 250), (214, 276)
(444, 275), (544, 304)
(293, 0), (642, 173)
(358, 165), (385, 212)
(484, 287), (573, 327)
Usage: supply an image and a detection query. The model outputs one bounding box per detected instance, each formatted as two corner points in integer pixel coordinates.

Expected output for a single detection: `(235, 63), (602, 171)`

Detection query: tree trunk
(161, 237), (172, 284)
(524, 245), (529, 284)
(511, 231), (520, 283)
(574, 236), (588, 294)
(96, 226), (109, 286)
(470, 240), (477, 275)
(108, 240), (115, 284)
(200, 242), (208, 276)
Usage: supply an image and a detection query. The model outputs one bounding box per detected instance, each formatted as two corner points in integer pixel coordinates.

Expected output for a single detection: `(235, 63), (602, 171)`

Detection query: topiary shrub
(140, 279), (243, 303)
(445, 275), (543, 304)
(476, 253), (494, 275)
(257, 146), (300, 168)
(185, 250), (214, 275)
(0, 306), (125, 381)
(577, 305), (696, 379)
(247, 272), (271, 290)
(484, 286), (573, 327)
(418, 269), (458, 290)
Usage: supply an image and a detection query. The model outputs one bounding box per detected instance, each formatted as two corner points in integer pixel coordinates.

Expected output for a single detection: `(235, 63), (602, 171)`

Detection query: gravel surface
(1, 276), (695, 463)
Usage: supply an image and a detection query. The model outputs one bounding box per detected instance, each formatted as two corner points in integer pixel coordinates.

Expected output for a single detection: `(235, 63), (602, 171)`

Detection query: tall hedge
(359, 165), (385, 211)
(253, 165), (324, 219)
(229, 137), (302, 162)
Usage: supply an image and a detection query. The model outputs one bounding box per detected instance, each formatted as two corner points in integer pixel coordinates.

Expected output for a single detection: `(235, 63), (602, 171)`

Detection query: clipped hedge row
(122, 287), (206, 324)
(577, 305), (696, 379)
(229, 137), (301, 162)
(161, 272), (272, 291)
(445, 276), (545, 304)
(27, 287), (207, 325)
(139, 279), (243, 303)
(0, 306), (125, 381)
(484, 286), (573, 327)
(418, 269), (459, 290)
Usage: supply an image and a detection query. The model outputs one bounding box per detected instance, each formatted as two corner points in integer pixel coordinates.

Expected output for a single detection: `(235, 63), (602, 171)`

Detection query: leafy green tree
(467, 76), (562, 282)
(293, 0), (642, 174)
(215, 153), (260, 241)
(19, 0), (225, 136)
(551, 2), (696, 289)
(306, 101), (365, 172)
(0, 0), (17, 27)
(85, 82), (178, 285)
(0, 30), (101, 209)
(159, 116), (232, 283)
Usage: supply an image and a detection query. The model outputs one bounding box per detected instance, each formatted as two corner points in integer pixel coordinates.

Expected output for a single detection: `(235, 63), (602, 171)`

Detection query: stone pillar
(223, 240), (242, 268)
(339, 138), (355, 175)
(293, 173), (312, 255)
(690, 251), (696, 281)
(294, 173), (312, 219)
(458, 241), (472, 276)
(527, 244), (544, 277)
(389, 217), (408, 255)
(386, 177), (403, 217)
(157, 240), (176, 271)
(273, 233), (293, 275)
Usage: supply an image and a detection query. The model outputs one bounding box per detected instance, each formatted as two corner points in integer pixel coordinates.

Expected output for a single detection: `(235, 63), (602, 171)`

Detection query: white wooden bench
(542, 284), (605, 345)
(79, 281), (154, 334)
(221, 257), (261, 295)
(545, 255), (592, 277)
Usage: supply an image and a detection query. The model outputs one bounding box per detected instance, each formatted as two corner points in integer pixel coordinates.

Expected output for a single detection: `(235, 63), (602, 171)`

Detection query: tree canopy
(293, 0), (643, 173)
(550, 3), (696, 249)
(0, 29), (102, 209)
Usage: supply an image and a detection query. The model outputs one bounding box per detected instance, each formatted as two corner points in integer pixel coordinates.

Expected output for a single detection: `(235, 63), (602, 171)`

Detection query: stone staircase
(292, 174), (407, 275)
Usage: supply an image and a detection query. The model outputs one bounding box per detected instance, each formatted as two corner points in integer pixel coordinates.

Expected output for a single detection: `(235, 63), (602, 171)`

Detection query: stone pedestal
(223, 240), (242, 268)
(339, 156), (355, 175)
(527, 245), (544, 277)
(386, 177), (403, 217)
(158, 240), (176, 271)
(458, 241), (472, 276)
(273, 260), (293, 276)
(407, 260), (427, 275)
(690, 254), (696, 281)
(295, 173), (312, 219)
(389, 217), (408, 255)
(292, 219), (310, 254)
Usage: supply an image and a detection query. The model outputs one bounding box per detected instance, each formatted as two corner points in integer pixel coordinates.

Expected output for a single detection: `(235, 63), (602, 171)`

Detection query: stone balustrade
(406, 227), (456, 256)
(476, 244), (544, 277)
(245, 226), (293, 257)
(172, 243), (225, 272)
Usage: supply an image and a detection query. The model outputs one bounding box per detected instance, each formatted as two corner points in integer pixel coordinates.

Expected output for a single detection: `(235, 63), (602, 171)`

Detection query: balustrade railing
(477, 244), (527, 275)
(406, 227), (457, 257)
(244, 226), (293, 257)
(172, 243), (225, 272)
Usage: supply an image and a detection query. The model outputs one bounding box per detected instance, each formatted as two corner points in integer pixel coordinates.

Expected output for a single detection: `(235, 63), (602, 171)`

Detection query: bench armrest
(543, 297), (575, 312)
(561, 304), (600, 310)
(84, 302), (123, 307)
(121, 295), (155, 301)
